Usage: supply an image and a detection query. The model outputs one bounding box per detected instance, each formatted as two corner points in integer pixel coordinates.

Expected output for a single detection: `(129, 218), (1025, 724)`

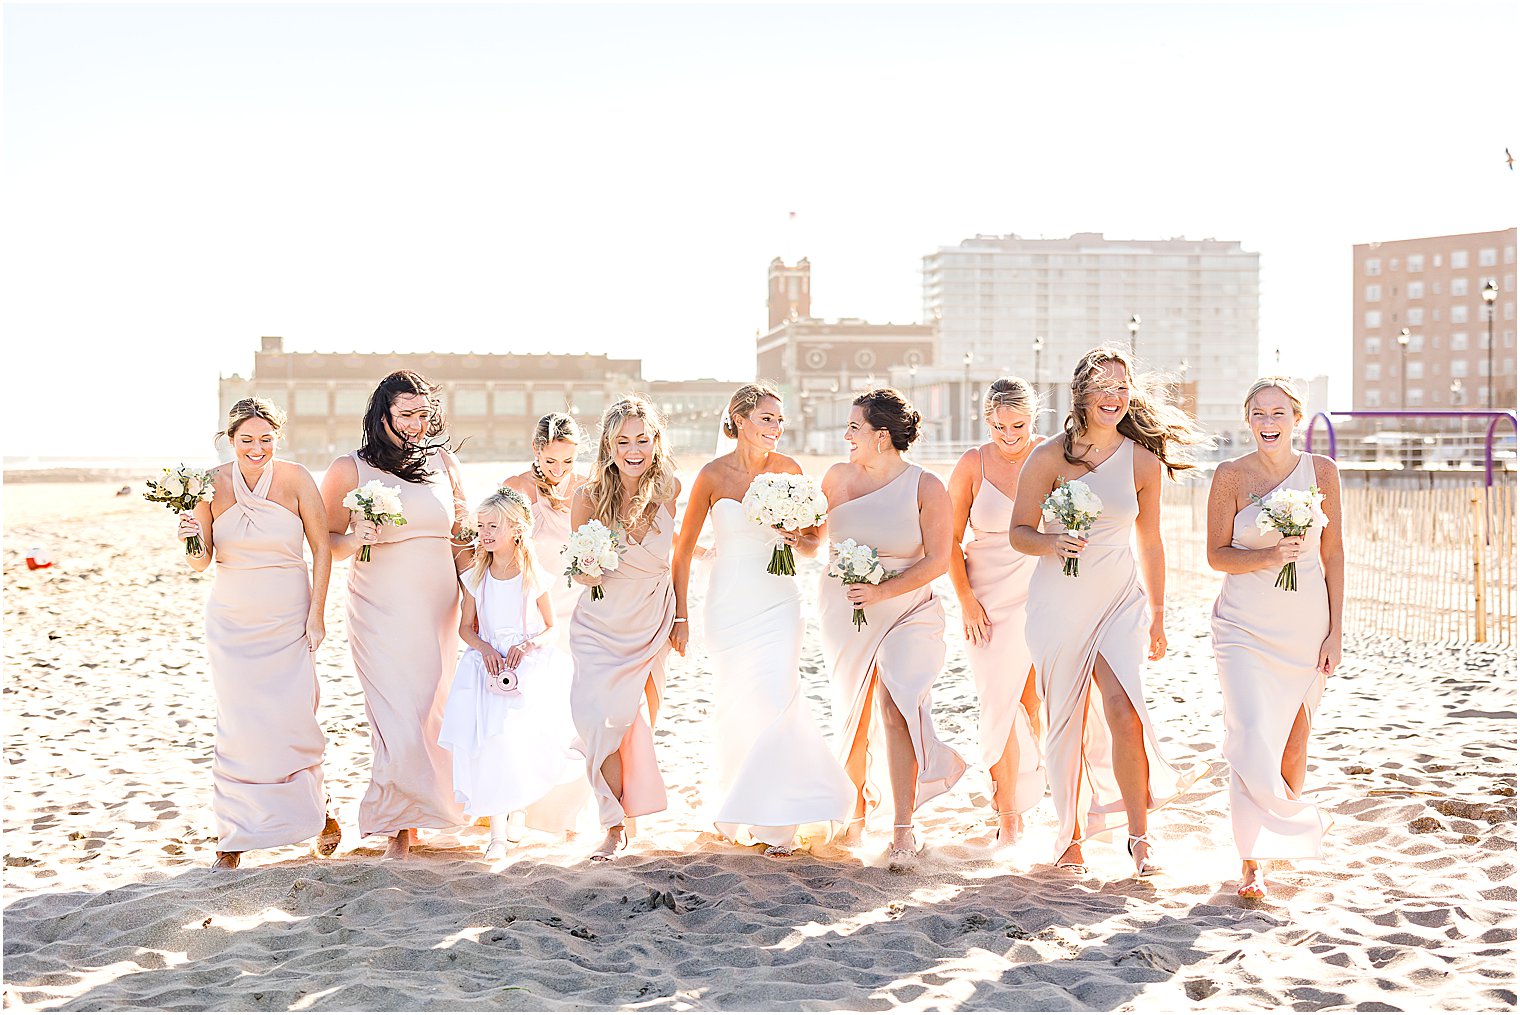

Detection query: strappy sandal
(1237, 862), (1267, 899)
(763, 841), (797, 858)
(314, 815), (342, 858)
(589, 826), (626, 863)
(211, 851), (241, 870)
(887, 824), (920, 874)
(483, 839), (510, 862)
(1054, 841), (1088, 875)
(1127, 833), (1163, 878)
(994, 810), (1023, 845)
(834, 815), (866, 846)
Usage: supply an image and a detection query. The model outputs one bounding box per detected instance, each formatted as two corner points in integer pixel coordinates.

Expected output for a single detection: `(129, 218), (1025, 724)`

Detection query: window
(1407, 254), (1424, 273)
(1452, 331), (1469, 350)
(1407, 362), (1424, 380)
(1365, 363), (1382, 380)
(573, 387), (605, 416)
(532, 388), (567, 416)
(1452, 278), (1468, 296)
(1365, 257), (1382, 276)
(1365, 389), (1382, 407)
(1479, 385), (1490, 404)
(1451, 360), (1469, 377)
(452, 388), (487, 416)
(1432, 282), (1442, 296)
(1365, 284), (1382, 301)
(1479, 360), (1490, 376)
(1365, 310), (1382, 328)
(334, 388), (369, 416)
(1452, 305), (1469, 324)
(1407, 282), (1424, 299)
(495, 387), (527, 415)
(1407, 308), (1424, 326)
(1477, 248), (1499, 267)
(1408, 388), (1424, 406)
(1433, 254), (1443, 268)
(1365, 336), (1382, 354)
(1407, 333), (1425, 352)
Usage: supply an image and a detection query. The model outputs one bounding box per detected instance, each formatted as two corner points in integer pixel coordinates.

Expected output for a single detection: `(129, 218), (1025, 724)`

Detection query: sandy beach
(3, 478), (1516, 1011)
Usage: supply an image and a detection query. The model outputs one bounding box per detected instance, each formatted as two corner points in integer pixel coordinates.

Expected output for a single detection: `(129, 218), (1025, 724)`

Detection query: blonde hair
(983, 377), (1039, 423)
(722, 381), (783, 439)
(467, 487), (538, 595)
(531, 412), (582, 510)
(221, 397), (286, 443)
(584, 395), (679, 535)
(1242, 376), (1305, 424)
(1062, 346), (1211, 479)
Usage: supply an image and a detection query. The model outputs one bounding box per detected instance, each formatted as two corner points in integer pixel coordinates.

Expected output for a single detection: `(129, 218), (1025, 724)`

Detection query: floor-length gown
(962, 453), (1045, 816)
(1211, 452), (1331, 859)
(438, 569), (584, 832)
(205, 462), (327, 852)
(569, 506), (675, 829)
(818, 466), (967, 813)
(1025, 439), (1204, 860)
(347, 450), (466, 838)
(706, 498), (856, 845)
(529, 490), (581, 651)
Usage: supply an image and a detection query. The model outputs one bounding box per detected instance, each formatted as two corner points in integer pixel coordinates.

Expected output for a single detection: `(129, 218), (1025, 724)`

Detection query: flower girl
(439, 487), (583, 860)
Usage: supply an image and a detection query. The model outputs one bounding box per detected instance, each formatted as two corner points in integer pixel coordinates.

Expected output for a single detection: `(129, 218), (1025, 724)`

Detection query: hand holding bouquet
(144, 465), (216, 557)
(343, 481), (407, 562)
(828, 538), (896, 631)
(1252, 487), (1327, 592)
(562, 520), (621, 601)
(1041, 478), (1103, 577)
(742, 473), (829, 576)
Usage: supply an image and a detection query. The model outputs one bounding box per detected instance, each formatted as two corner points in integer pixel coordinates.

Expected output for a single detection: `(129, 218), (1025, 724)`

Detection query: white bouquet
(1252, 487), (1328, 592)
(562, 519), (621, 602)
(827, 538), (897, 631)
(1042, 478), (1104, 577)
(741, 473), (829, 576)
(343, 481), (407, 562)
(144, 465), (216, 557)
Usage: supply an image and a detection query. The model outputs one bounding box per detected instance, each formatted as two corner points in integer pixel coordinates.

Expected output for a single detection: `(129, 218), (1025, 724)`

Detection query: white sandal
(483, 839), (509, 862)
(1127, 833), (1163, 878)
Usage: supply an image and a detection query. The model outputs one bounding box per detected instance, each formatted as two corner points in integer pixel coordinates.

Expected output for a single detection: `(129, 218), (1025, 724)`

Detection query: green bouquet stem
(590, 583), (606, 602)
(852, 606), (867, 631)
(358, 544), (372, 563)
(1274, 561), (1298, 592)
(184, 535), (204, 558)
(768, 541), (797, 577)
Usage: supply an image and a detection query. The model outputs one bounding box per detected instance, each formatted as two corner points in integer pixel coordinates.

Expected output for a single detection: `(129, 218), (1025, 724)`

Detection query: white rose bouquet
(144, 465), (216, 557)
(562, 519), (622, 602)
(827, 538), (897, 631)
(342, 480), (408, 562)
(1252, 487), (1328, 592)
(741, 473), (829, 576)
(1042, 478), (1104, 577)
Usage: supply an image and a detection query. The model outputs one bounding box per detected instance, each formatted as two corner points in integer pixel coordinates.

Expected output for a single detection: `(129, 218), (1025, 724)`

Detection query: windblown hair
(467, 486), (539, 596)
(853, 388), (922, 451)
(983, 377), (1040, 423)
(722, 381), (783, 439)
(583, 396), (679, 536)
(358, 371), (451, 484)
(531, 412), (582, 510)
(1061, 346), (1210, 479)
(220, 397), (287, 443)
(1241, 376), (1306, 425)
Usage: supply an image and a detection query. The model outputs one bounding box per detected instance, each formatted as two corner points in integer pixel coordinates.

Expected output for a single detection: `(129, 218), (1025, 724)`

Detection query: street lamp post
(908, 362), (918, 409)
(1398, 327), (1411, 409)
(1178, 358), (1191, 415)
(962, 351), (974, 444)
(1128, 315), (1141, 358)
(1451, 378), (1466, 461)
(1032, 335), (1044, 391)
(1483, 279), (1499, 409)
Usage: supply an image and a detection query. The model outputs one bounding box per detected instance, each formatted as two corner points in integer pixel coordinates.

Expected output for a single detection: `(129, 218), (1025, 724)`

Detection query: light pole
(962, 350), (974, 444)
(1451, 378), (1466, 460)
(1033, 335), (1044, 391)
(1127, 315), (1141, 357)
(908, 362), (918, 408)
(1178, 358), (1191, 415)
(1398, 327), (1411, 409)
(1483, 279), (1498, 409)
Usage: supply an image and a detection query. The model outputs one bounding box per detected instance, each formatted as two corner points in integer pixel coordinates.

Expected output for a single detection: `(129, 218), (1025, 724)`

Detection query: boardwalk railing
(1162, 482), (1516, 645)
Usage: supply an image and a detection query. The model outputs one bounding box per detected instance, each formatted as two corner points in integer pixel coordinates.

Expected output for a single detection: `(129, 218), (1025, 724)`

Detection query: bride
(672, 383), (856, 856)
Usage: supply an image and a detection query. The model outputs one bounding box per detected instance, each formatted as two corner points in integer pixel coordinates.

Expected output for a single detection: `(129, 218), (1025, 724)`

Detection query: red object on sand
(26, 547), (53, 570)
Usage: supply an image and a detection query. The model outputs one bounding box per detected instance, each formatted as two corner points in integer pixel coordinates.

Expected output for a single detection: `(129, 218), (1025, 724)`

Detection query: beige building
(755, 258), (934, 453)
(1351, 228), (1517, 412)
(218, 337), (643, 463)
(646, 378), (750, 456)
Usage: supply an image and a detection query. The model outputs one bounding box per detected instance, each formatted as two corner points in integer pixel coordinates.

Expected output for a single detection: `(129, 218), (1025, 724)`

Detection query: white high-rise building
(922, 232), (1261, 446)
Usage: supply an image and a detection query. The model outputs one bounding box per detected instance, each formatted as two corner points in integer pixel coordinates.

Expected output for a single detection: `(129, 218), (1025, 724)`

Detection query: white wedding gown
(705, 498), (856, 846)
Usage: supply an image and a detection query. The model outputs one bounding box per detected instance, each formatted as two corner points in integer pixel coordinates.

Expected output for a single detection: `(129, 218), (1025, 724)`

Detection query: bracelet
(672, 618), (688, 624)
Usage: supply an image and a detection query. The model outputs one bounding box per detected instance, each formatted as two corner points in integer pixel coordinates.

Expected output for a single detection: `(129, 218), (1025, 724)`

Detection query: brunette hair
(852, 388), (922, 451)
(531, 412), (582, 509)
(1241, 376), (1306, 424)
(466, 487), (539, 596)
(722, 382), (783, 439)
(1061, 346), (1210, 479)
(357, 371), (450, 484)
(583, 395), (679, 535)
(220, 397), (286, 443)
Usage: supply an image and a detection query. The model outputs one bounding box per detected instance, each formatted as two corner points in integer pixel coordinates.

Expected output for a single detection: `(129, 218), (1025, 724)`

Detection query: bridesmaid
(177, 398), (339, 869)
(672, 383), (855, 856)
(502, 411), (586, 652)
(1207, 377), (1343, 899)
(819, 388), (967, 873)
(1010, 347), (1209, 878)
(568, 396), (681, 862)
(947, 377), (1046, 844)
(320, 371), (469, 859)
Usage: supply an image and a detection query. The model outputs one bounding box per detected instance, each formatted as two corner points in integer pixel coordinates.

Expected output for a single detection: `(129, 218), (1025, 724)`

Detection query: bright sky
(3, 2), (1514, 459)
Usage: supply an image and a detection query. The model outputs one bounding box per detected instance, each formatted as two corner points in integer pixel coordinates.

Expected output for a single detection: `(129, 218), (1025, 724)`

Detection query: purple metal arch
(1301, 410), (1517, 487)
